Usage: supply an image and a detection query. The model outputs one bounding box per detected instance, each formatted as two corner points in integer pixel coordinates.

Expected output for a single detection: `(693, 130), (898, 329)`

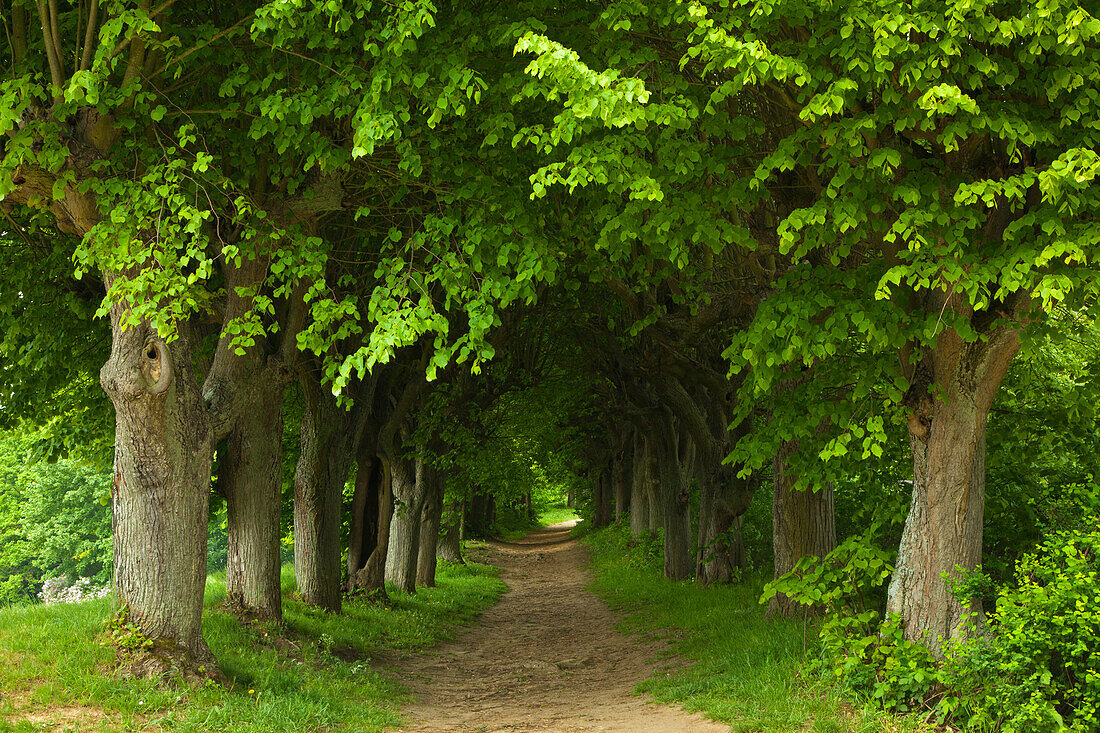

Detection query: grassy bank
(583, 522), (928, 733)
(492, 502), (580, 541)
(0, 561), (505, 732)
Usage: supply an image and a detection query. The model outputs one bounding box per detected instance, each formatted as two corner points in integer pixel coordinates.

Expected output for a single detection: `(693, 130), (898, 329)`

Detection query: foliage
(768, 522), (1100, 730)
(984, 312), (1100, 579)
(0, 432), (113, 606)
(760, 531), (944, 714)
(943, 528), (1100, 732)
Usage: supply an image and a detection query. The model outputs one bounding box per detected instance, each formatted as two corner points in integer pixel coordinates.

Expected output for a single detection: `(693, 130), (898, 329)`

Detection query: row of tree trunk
(103, 309), (474, 675)
(586, 345), (1005, 658)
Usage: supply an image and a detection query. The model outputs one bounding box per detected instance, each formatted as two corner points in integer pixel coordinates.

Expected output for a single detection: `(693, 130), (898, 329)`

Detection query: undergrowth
(583, 520), (930, 733)
(0, 560), (505, 732)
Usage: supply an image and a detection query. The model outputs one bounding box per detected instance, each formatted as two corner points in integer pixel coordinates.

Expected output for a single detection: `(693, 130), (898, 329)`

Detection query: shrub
(762, 529), (945, 715)
(944, 529), (1100, 732)
(771, 524), (1100, 731)
(39, 575), (111, 605)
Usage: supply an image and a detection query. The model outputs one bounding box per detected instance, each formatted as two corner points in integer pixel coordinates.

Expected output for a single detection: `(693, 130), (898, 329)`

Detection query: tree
(0, 0), (564, 672)
(515, 0), (1099, 648)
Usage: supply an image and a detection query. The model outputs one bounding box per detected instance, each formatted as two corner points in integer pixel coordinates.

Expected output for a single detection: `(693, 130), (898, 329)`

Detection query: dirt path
(388, 521), (728, 733)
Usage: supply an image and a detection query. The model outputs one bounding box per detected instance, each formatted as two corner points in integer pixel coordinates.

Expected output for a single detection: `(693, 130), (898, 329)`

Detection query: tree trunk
(467, 489), (495, 537)
(654, 414), (694, 581)
(593, 472), (613, 528)
(385, 452), (425, 593)
(294, 376), (370, 612)
(346, 437), (393, 601)
(613, 436), (631, 522)
(437, 498), (465, 563)
(629, 432), (649, 536)
(221, 381), (286, 621)
(645, 436), (661, 533)
(101, 316), (216, 674)
(416, 467), (444, 587)
(887, 325), (1020, 656)
(768, 438), (837, 617)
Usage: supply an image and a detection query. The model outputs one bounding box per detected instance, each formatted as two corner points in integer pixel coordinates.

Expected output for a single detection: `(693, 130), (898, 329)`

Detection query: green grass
(490, 501), (580, 541)
(583, 522), (931, 733)
(537, 504), (581, 527)
(0, 560), (505, 732)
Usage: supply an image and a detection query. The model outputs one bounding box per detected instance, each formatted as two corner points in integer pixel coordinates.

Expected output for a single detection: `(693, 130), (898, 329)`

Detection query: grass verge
(0, 560), (505, 732)
(583, 521), (931, 733)
(536, 505), (581, 527)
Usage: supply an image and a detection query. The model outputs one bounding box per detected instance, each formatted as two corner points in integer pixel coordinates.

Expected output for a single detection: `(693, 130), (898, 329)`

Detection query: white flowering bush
(38, 575), (111, 605)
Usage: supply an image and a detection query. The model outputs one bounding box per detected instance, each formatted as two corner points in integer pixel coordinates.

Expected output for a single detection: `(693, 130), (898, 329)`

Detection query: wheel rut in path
(387, 521), (727, 732)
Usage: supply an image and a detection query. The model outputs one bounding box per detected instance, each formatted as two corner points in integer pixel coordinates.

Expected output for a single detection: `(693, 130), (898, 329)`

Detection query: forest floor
(387, 521), (727, 733)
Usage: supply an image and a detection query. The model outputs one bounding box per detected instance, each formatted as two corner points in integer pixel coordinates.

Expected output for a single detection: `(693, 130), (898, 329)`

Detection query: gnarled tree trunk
(696, 479), (753, 586)
(101, 314), (216, 673)
(887, 324), (1020, 656)
(346, 437), (393, 601)
(629, 431), (649, 536)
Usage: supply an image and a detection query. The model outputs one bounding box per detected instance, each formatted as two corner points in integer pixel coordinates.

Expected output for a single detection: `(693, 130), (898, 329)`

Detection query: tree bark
(887, 323), (1020, 656)
(437, 497), (465, 564)
(293, 374), (372, 612)
(222, 382), (286, 621)
(768, 438), (837, 617)
(101, 315), (216, 673)
(416, 466), (444, 587)
(613, 434), (631, 522)
(629, 431), (649, 536)
(654, 413), (694, 581)
(385, 452), (425, 593)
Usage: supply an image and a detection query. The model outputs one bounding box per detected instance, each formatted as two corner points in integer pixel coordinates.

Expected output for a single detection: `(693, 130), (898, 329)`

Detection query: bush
(761, 528), (945, 715)
(772, 524), (1100, 731)
(944, 529), (1100, 732)
(583, 518), (663, 573)
(38, 575), (111, 605)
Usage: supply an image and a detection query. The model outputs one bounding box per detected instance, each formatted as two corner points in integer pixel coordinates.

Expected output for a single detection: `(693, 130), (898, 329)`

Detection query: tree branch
(33, 0), (63, 91)
(78, 0), (99, 72)
(11, 3), (29, 67)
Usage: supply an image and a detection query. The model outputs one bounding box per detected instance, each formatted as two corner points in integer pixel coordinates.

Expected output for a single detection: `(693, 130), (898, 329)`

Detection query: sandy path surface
(388, 521), (728, 733)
